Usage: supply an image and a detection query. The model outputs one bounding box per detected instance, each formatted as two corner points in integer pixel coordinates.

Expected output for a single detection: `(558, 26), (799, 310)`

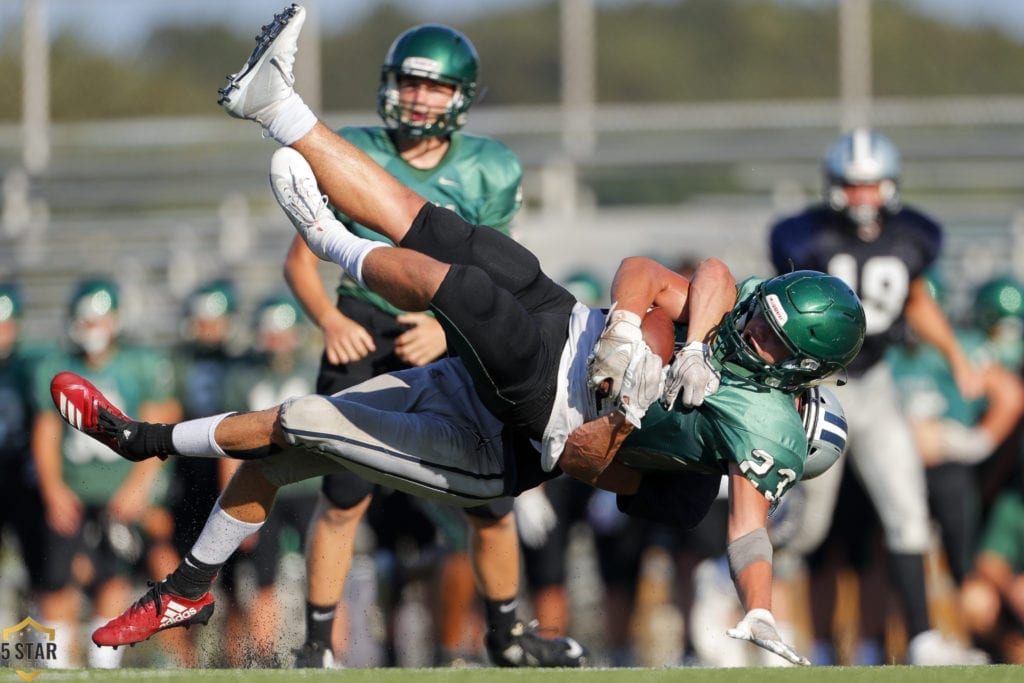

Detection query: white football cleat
(269, 147), (341, 261)
(218, 4), (306, 125)
(907, 629), (990, 666)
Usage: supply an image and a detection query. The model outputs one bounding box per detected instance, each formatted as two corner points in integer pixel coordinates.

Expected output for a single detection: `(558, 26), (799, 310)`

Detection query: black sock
(305, 601), (336, 648)
(164, 552), (221, 600)
(889, 551), (931, 638)
(484, 596), (519, 637)
(123, 421), (177, 459)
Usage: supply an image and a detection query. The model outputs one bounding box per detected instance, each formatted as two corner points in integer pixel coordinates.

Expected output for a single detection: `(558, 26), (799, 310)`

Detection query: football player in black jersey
(769, 128), (987, 665)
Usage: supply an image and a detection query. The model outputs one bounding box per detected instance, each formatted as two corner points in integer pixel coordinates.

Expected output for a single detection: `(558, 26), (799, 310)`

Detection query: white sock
(88, 620), (125, 668)
(190, 502), (265, 566)
(43, 620), (76, 668)
(264, 92), (317, 145)
(171, 413), (233, 457)
(320, 232), (386, 288)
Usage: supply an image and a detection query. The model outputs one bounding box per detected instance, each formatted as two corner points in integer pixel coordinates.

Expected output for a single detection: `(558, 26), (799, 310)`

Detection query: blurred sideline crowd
(4, 16), (1024, 671)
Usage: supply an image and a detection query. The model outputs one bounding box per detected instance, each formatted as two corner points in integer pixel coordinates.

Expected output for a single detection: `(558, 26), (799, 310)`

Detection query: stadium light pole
(561, 0), (596, 160)
(22, 0), (50, 173)
(295, 0), (322, 115)
(838, 0), (872, 131)
(552, 0), (596, 219)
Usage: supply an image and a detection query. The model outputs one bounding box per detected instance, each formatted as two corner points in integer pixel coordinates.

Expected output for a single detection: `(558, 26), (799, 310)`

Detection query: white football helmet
(799, 385), (847, 480)
(823, 127), (902, 227)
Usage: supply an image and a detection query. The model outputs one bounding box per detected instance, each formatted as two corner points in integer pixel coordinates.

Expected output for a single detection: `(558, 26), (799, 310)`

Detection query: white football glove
(619, 344), (668, 428)
(588, 307), (644, 404)
(513, 487), (558, 549)
(662, 341), (720, 408)
(727, 608), (810, 666)
(935, 419), (996, 464)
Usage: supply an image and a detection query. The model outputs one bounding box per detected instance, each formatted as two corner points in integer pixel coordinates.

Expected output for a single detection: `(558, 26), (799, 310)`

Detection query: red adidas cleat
(49, 371), (163, 462)
(92, 581), (216, 648)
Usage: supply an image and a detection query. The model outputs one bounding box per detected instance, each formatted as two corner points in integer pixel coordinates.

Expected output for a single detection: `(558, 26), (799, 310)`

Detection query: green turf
(14, 665), (1024, 683)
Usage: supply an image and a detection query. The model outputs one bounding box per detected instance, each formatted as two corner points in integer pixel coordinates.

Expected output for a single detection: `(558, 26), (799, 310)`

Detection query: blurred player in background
(0, 282), (47, 629)
(31, 277), (178, 668)
(165, 278), (243, 666)
(170, 279), (243, 552)
(769, 128), (988, 665)
(281, 23), (567, 669)
(889, 274), (1024, 586)
(218, 293), (320, 666)
(960, 465), (1024, 663)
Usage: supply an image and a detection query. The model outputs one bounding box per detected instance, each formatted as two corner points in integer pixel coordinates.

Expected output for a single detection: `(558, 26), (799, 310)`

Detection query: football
(642, 306), (676, 365)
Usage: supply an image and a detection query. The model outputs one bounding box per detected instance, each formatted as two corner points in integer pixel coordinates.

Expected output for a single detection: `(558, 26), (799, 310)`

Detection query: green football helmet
(255, 294), (305, 334)
(973, 276), (1024, 333)
(68, 277), (119, 321)
(67, 277), (120, 354)
(0, 282), (22, 322)
(186, 278), (238, 321)
(377, 24), (480, 138)
(562, 271), (606, 307)
(717, 271), (866, 393)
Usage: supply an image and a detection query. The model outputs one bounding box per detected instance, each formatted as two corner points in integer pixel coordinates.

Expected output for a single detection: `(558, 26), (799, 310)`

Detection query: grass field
(10, 666), (1024, 683)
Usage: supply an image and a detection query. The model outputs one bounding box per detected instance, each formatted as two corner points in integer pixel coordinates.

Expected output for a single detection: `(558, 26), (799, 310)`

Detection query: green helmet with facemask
(254, 294), (305, 334)
(0, 282), (22, 322)
(67, 277), (120, 354)
(973, 276), (1024, 333)
(716, 271), (865, 393)
(973, 276), (1024, 369)
(377, 24), (479, 138)
(186, 279), (237, 320)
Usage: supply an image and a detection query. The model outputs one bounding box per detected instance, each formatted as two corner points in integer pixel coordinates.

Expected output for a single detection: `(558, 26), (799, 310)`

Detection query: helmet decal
(763, 293), (788, 327)
(401, 56), (444, 77)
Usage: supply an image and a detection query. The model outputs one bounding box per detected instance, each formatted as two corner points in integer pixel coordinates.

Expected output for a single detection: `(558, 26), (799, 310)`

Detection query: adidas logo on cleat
(56, 392), (84, 429)
(159, 601), (199, 628)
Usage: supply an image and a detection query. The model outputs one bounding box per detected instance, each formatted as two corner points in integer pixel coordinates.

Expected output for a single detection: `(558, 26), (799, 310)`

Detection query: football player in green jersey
(54, 5), (863, 668)
(0, 281), (48, 636)
(960, 477), (1024, 663)
(280, 23), (542, 668)
(889, 275), (1024, 635)
(216, 293), (321, 666)
(31, 277), (179, 669)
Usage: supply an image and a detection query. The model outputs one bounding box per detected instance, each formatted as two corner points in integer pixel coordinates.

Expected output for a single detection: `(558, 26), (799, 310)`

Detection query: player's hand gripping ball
(615, 307), (674, 427)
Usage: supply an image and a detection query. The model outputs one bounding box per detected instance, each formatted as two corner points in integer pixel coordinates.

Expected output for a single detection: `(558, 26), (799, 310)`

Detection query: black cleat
(486, 620), (587, 668)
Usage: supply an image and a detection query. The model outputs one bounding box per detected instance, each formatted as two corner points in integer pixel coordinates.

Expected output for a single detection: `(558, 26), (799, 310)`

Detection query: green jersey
(888, 329), (990, 426)
(0, 346), (41, 464)
(223, 352), (321, 497)
(34, 344), (175, 504)
(618, 276), (808, 504)
(977, 487), (1024, 573)
(618, 378), (806, 505)
(332, 127), (523, 316)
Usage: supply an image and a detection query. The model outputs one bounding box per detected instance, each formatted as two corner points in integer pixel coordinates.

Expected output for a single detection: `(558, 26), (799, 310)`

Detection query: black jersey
(769, 204), (942, 376)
